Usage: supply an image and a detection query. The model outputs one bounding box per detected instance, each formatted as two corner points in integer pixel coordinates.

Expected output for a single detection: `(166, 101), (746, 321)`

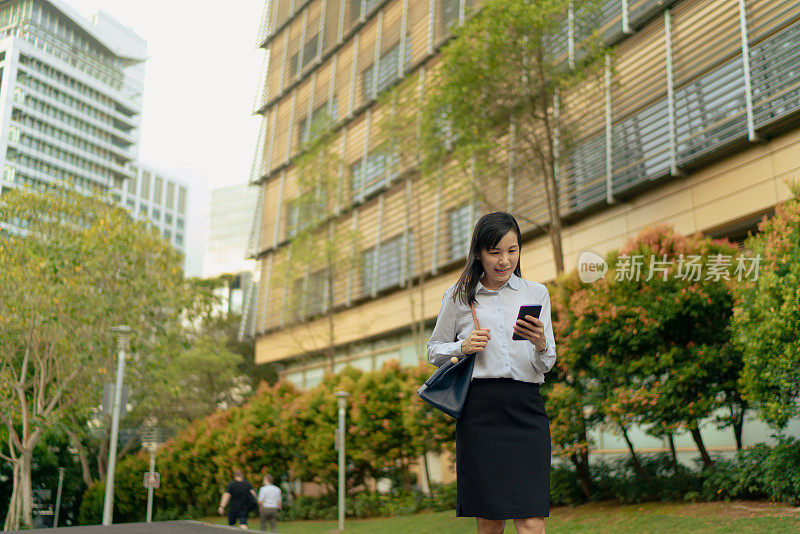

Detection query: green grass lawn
(201, 500), (800, 533)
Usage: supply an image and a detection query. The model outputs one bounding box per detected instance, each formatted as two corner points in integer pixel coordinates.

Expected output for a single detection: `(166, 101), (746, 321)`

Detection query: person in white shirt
(256, 474), (282, 533)
(427, 212), (556, 534)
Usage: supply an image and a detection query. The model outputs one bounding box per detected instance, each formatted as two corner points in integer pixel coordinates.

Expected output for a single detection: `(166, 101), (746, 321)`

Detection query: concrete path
(9, 520), (261, 533)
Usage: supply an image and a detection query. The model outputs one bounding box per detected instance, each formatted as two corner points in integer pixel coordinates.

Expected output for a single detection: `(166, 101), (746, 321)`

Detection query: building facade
(0, 0), (146, 196)
(204, 183), (260, 278)
(114, 163), (190, 257)
(205, 183), (260, 335)
(249, 0), (800, 474)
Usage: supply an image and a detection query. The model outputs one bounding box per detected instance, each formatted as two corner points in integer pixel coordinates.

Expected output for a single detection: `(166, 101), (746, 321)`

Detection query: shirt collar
(477, 273), (520, 293)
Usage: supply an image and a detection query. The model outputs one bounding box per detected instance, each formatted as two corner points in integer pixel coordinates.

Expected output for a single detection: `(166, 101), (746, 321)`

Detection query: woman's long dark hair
(453, 212), (522, 305)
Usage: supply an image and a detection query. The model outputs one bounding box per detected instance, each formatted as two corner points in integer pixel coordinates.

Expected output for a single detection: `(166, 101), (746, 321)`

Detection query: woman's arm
(426, 290), (465, 367)
(530, 289), (557, 374)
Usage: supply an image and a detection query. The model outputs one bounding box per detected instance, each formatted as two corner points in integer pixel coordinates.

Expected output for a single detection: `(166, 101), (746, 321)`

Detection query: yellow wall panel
(693, 181), (778, 230)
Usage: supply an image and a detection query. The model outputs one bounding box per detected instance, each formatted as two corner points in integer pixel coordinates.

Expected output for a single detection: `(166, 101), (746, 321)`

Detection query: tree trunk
(401, 458), (412, 491)
(667, 433), (679, 475)
(4, 445), (36, 530)
(542, 167), (565, 274)
(20, 447), (33, 527)
(98, 428), (109, 482)
(65, 426), (94, 486)
(421, 453), (431, 495)
(3, 461), (21, 531)
(535, 45), (565, 275)
(730, 402), (745, 452)
(569, 453), (593, 499)
(619, 423), (648, 479)
(689, 426), (714, 469)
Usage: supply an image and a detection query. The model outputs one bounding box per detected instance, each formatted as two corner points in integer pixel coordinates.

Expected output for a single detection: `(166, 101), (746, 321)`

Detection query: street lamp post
(53, 467), (65, 528)
(145, 448), (156, 523)
(142, 427), (163, 524)
(102, 325), (132, 526)
(334, 391), (350, 532)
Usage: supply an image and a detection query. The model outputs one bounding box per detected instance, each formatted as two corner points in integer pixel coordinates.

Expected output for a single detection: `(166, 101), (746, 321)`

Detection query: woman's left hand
(514, 315), (547, 352)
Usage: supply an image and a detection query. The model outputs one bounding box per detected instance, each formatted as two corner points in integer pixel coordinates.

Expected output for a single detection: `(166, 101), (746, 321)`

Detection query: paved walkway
(11, 520), (255, 533)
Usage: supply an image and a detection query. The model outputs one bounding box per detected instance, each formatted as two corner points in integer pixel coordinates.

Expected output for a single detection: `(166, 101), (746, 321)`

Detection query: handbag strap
(470, 303), (480, 330)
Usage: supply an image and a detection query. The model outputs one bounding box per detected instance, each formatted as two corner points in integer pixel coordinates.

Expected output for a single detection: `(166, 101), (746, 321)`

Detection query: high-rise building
(115, 163), (190, 257)
(204, 183), (259, 279)
(248, 0), (800, 469)
(204, 183), (260, 333)
(0, 0), (145, 196)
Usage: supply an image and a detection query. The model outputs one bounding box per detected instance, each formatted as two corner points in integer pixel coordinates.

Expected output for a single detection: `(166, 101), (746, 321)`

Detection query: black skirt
(456, 378), (551, 520)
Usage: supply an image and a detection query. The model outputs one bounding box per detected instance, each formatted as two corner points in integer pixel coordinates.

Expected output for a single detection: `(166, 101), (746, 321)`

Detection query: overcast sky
(68, 0), (266, 276)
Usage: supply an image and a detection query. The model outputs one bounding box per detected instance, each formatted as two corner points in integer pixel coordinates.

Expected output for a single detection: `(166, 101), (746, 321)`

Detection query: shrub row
(548, 437), (800, 507)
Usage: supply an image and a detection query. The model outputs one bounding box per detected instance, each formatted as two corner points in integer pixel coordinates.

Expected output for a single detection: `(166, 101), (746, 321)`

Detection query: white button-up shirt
(257, 484), (281, 509)
(427, 274), (557, 384)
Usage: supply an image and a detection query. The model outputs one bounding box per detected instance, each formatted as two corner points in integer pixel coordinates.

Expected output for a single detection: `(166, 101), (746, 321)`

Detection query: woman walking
(427, 212), (556, 534)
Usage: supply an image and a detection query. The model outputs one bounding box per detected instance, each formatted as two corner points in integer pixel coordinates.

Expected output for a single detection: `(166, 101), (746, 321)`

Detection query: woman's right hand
(461, 328), (491, 354)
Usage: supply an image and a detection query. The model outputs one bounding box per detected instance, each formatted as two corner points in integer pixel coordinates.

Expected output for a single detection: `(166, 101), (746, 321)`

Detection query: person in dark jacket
(218, 468), (257, 529)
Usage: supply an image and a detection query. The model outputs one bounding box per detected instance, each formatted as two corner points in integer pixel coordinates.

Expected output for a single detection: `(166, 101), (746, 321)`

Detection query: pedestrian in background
(427, 212), (557, 534)
(218, 468), (257, 529)
(257, 473), (282, 532)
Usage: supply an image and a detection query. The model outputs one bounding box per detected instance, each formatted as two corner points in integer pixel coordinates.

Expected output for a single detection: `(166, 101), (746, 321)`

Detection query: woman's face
(477, 230), (519, 291)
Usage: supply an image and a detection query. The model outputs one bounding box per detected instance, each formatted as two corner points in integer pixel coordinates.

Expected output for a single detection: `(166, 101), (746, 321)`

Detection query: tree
(545, 272), (600, 497)
(401, 364), (456, 488)
(420, 0), (605, 274)
(0, 186), (210, 529)
(734, 182), (800, 429)
(567, 225), (744, 469)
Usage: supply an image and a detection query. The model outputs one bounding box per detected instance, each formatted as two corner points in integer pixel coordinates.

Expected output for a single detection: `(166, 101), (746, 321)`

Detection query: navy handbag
(417, 303), (480, 419)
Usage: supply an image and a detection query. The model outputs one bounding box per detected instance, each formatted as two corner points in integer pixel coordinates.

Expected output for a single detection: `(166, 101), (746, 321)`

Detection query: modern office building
(0, 0), (146, 196)
(248, 0), (800, 474)
(205, 183), (260, 334)
(204, 183), (260, 278)
(114, 163), (190, 257)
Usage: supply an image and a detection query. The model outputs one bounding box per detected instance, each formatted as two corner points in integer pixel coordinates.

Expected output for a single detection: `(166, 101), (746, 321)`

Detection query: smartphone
(512, 304), (542, 340)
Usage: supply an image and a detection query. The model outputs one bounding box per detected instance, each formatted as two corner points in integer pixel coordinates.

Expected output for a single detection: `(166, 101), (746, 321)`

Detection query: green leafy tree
(567, 225), (744, 469)
(401, 364), (456, 487)
(0, 186), (210, 529)
(734, 182), (800, 428)
(420, 0), (604, 273)
(545, 273), (600, 497)
(349, 361), (423, 489)
(281, 367), (365, 493)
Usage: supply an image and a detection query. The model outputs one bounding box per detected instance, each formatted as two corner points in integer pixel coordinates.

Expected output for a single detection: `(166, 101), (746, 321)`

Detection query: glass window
(165, 182), (175, 209)
(153, 176), (163, 205)
(448, 205), (475, 260)
(177, 187), (187, 214)
(152, 209), (161, 221)
(176, 217), (184, 230)
(361, 40), (412, 100)
(304, 367), (324, 388)
(297, 99), (338, 145)
(293, 269), (329, 320)
(140, 171), (150, 198)
(286, 371), (304, 388)
(351, 150), (398, 200)
(285, 199), (301, 237)
(362, 233), (414, 294)
(301, 33), (319, 70)
(349, 0), (361, 22)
